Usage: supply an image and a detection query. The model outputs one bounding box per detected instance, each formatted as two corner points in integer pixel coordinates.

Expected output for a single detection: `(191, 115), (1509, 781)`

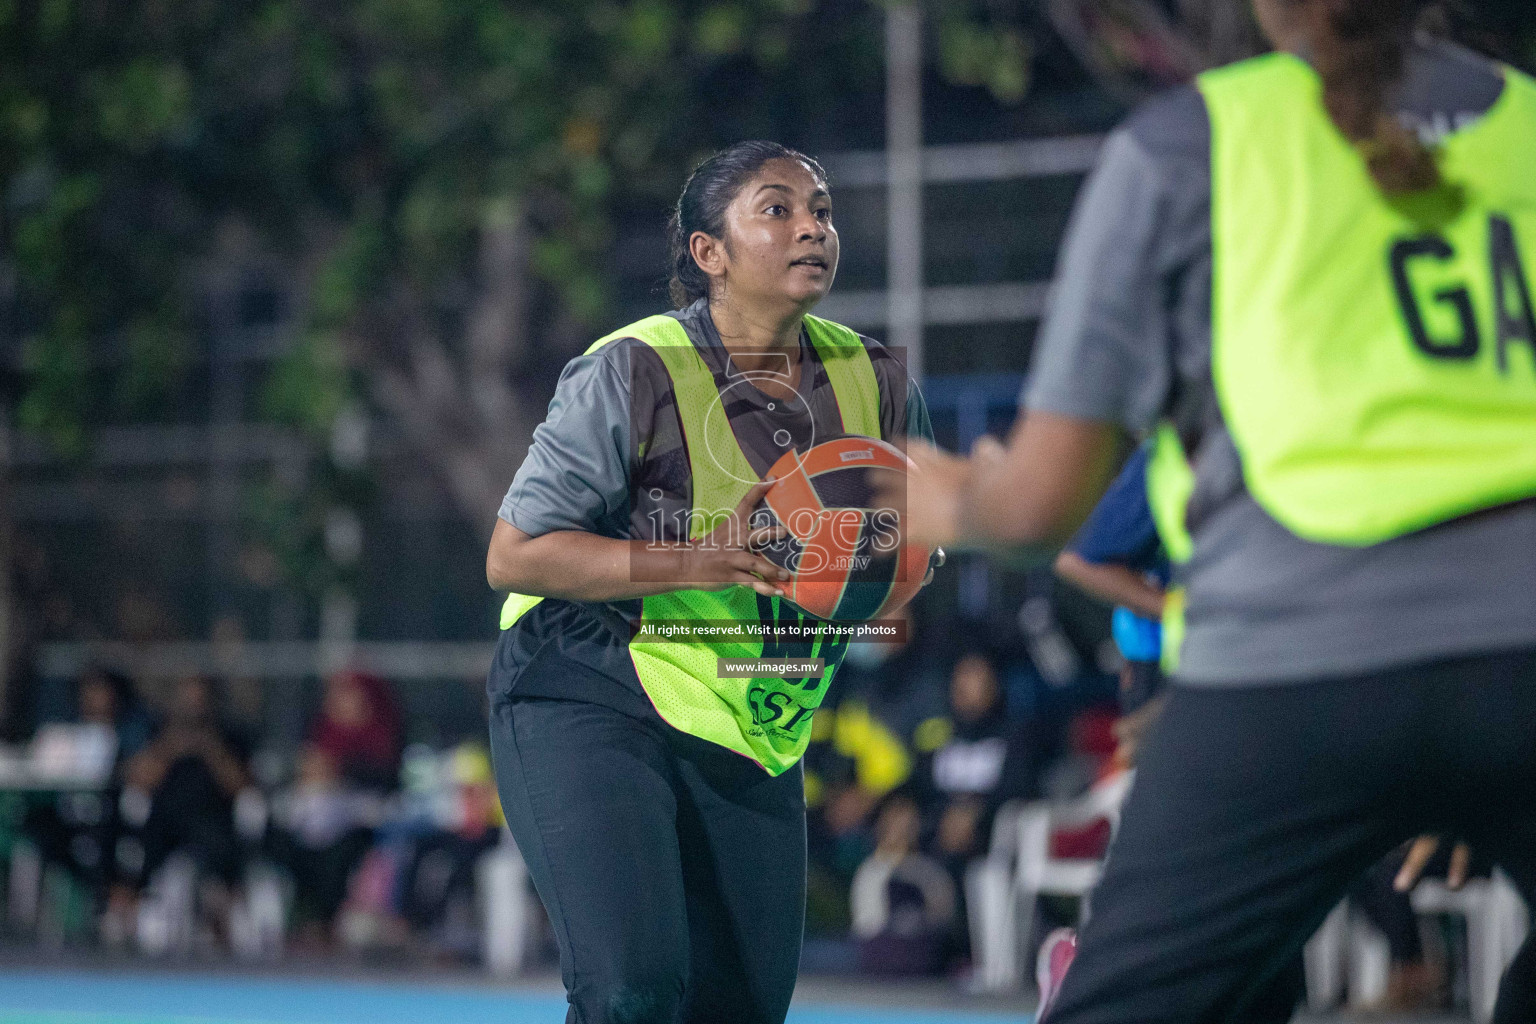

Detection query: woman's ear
(689, 230), (728, 287)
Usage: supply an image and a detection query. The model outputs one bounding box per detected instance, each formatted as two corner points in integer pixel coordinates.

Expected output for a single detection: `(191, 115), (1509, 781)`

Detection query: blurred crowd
(0, 667), (503, 962)
(0, 621), (1471, 1010)
(800, 605), (1124, 980)
(0, 609), (1130, 980)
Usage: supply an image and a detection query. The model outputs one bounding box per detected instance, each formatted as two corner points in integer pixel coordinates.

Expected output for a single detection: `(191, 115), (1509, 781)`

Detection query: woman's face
(79, 677), (116, 725)
(323, 674), (370, 727)
(170, 675), (212, 725)
(950, 654), (999, 722)
(701, 157), (838, 311)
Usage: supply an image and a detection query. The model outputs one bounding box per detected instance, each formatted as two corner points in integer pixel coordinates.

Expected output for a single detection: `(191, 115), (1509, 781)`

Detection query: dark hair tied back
(667, 141), (828, 309)
(1306, 0), (1442, 195)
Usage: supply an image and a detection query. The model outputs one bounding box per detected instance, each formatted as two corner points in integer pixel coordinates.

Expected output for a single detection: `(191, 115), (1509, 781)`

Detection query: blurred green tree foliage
(1, 0), (1031, 537)
(6, 0), (1527, 610)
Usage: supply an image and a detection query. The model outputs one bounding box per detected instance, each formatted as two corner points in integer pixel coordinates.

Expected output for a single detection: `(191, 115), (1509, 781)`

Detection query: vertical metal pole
(0, 416), (12, 722)
(319, 404), (367, 675)
(208, 293), (242, 631)
(886, 1), (924, 381)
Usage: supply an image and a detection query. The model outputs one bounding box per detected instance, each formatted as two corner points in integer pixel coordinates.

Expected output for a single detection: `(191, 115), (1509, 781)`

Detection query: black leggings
(1048, 647), (1536, 1024)
(488, 695), (807, 1024)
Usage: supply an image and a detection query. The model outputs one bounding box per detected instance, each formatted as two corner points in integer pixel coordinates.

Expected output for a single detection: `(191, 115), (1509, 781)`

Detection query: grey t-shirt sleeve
(498, 346), (633, 537)
(861, 332), (933, 444)
(1024, 86), (1213, 437)
(1023, 127), (1172, 433)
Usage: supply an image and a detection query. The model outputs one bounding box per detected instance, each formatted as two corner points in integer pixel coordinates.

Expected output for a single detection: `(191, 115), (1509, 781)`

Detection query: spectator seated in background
(851, 793), (957, 977)
(75, 665), (154, 765)
(337, 741), (503, 961)
(913, 649), (1044, 964)
(22, 666), (152, 932)
(804, 692), (912, 879)
(831, 606), (949, 754)
(920, 651), (1044, 872)
(266, 670), (401, 947)
(267, 745), (383, 949)
(308, 670), (403, 792)
(112, 674), (252, 944)
(802, 610), (928, 935)
(394, 742), (502, 959)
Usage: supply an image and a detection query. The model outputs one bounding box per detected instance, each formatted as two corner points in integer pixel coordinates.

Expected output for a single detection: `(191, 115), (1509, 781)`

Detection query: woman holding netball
(485, 141), (932, 1023)
(889, 1), (1536, 1021)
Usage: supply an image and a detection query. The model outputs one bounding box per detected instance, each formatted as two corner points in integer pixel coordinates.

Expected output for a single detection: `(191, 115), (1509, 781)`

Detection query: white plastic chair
(135, 851), (198, 955)
(1306, 869), (1530, 1021)
(965, 800), (1027, 991)
(477, 830), (535, 976)
(6, 838), (43, 932)
(1303, 900), (1392, 1011)
(966, 770), (1134, 993)
(229, 861), (289, 961)
(1411, 869), (1529, 1023)
(1015, 771), (1133, 958)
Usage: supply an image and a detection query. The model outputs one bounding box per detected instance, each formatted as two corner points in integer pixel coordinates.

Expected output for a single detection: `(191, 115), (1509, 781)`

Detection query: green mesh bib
(1197, 54), (1536, 544)
(500, 313), (882, 774)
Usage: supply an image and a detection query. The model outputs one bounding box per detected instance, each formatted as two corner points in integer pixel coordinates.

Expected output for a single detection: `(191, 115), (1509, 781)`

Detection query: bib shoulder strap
(584, 314), (690, 354)
(595, 314), (756, 532)
(499, 592), (544, 630)
(1493, 62), (1536, 122)
(502, 316), (715, 631)
(1147, 424), (1195, 565)
(1197, 51), (1310, 100)
(803, 314), (882, 439)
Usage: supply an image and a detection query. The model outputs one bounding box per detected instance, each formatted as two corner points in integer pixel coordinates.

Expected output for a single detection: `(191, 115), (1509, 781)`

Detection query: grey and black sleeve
(904, 383), (935, 444)
(498, 347), (634, 537)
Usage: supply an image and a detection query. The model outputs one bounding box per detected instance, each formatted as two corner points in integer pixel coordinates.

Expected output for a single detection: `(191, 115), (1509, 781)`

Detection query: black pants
(488, 696), (807, 1024)
(1048, 647), (1536, 1024)
(267, 826), (373, 928)
(399, 828), (498, 933)
(134, 758), (241, 888)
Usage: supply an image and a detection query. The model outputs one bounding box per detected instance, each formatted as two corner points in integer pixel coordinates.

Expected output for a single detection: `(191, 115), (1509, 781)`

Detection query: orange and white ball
(755, 436), (931, 622)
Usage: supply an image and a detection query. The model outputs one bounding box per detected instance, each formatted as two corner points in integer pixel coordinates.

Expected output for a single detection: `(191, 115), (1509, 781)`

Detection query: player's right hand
(681, 478), (791, 598)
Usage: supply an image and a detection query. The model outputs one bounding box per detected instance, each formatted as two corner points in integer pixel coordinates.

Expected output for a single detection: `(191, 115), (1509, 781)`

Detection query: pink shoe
(1035, 927), (1078, 1020)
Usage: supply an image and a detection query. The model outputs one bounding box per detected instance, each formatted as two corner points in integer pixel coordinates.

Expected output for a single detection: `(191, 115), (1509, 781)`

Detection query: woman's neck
(707, 292), (804, 375)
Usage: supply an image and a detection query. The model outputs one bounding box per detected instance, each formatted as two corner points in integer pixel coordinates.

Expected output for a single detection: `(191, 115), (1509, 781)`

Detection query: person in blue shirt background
(1054, 444), (1168, 718)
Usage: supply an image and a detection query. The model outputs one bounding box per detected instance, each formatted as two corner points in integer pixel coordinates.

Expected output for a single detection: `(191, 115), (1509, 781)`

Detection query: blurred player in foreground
(1052, 446), (1446, 1012)
(884, 0), (1536, 1020)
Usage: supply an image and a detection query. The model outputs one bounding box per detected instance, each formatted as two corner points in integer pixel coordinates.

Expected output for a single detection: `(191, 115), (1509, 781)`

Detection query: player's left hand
(874, 440), (970, 550)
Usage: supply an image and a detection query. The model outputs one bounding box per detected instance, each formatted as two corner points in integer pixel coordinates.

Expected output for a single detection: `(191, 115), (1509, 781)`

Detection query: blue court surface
(0, 970), (1035, 1024)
